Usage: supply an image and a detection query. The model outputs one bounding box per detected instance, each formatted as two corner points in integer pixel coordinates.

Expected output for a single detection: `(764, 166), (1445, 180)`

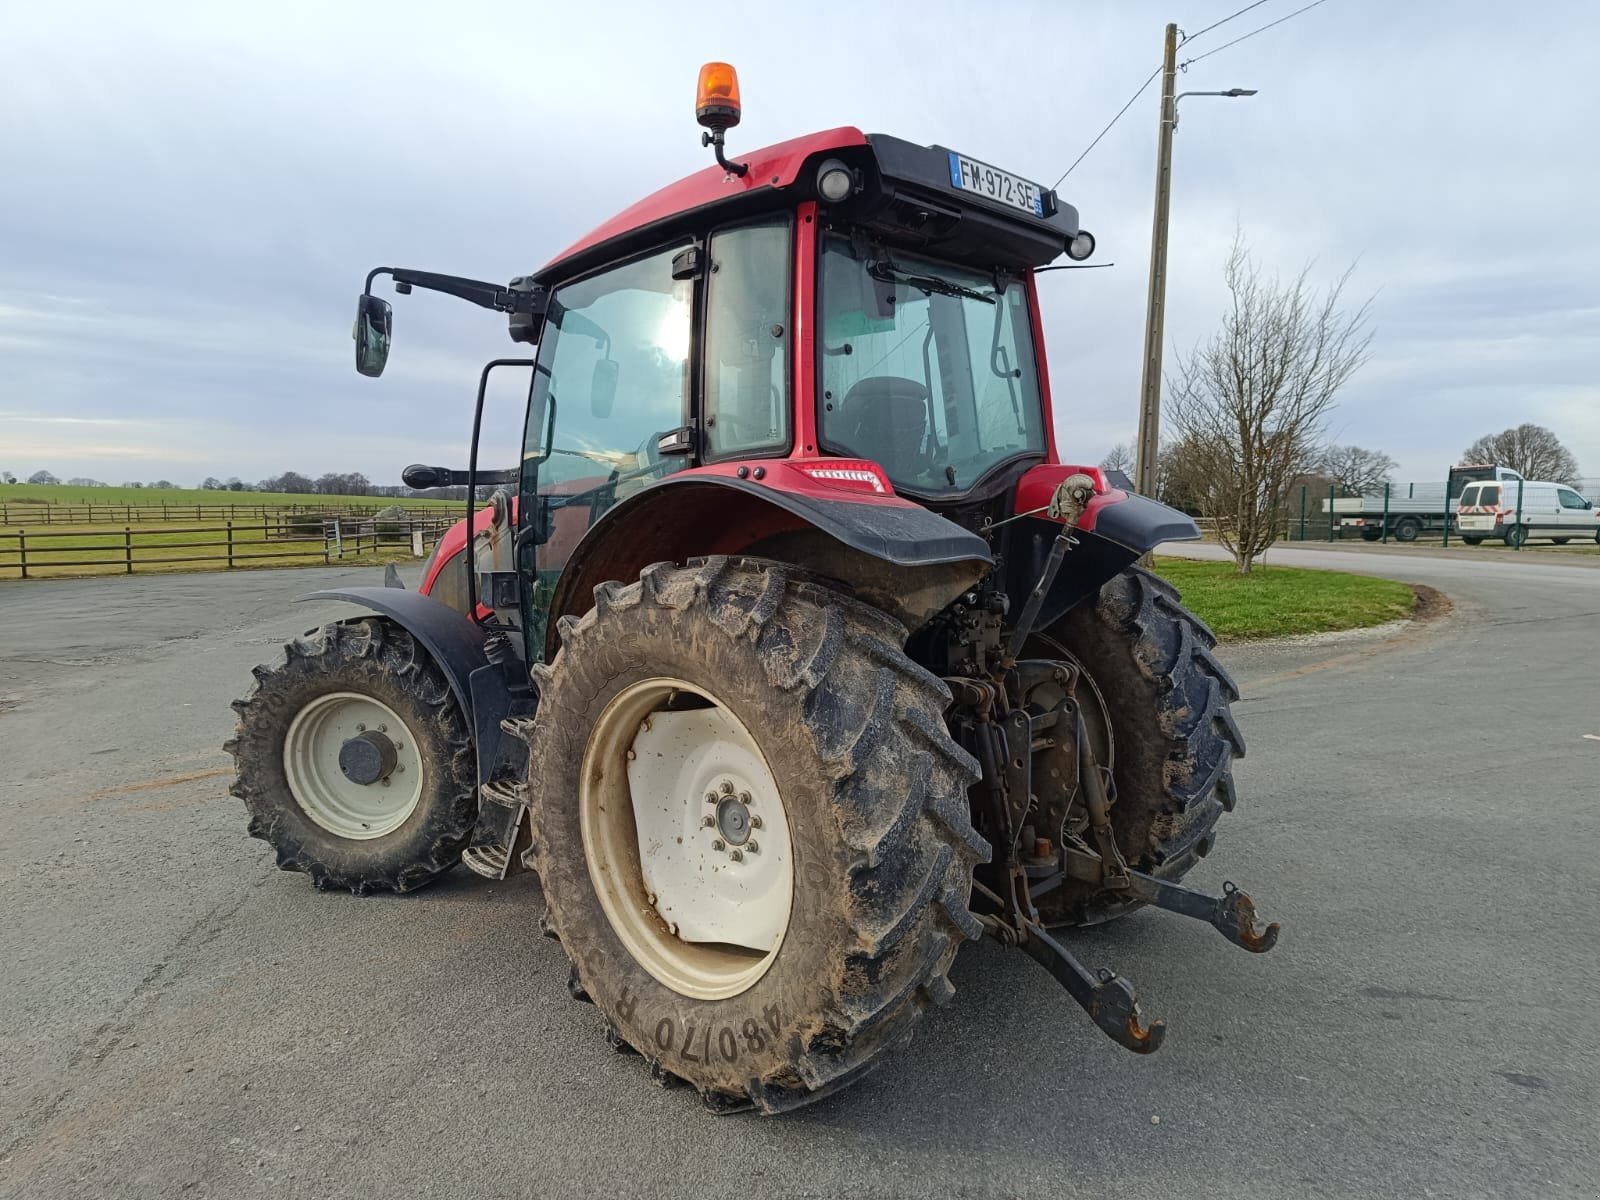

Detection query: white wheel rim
(283, 692), (425, 839)
(580, 678), (794, 1001)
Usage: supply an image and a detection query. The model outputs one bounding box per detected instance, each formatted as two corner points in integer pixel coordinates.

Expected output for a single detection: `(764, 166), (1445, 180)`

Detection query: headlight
(816, 159), (855, 203)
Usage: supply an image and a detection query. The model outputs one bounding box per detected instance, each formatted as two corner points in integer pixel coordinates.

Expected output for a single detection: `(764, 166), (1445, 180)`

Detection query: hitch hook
(1218, 881), (1281, 953)
(1019, 921), (1167, 1054)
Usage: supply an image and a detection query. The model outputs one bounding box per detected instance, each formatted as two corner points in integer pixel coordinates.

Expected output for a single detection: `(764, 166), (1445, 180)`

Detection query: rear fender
(1006, 463), (1200, 625)
(300, 586), (526, 789)
(542, 462), (993, 659)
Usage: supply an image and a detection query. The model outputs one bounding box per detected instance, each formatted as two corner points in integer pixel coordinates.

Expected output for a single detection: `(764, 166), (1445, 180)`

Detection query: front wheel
(227, 618), (478, 894)
(525, 558), (986, 1113)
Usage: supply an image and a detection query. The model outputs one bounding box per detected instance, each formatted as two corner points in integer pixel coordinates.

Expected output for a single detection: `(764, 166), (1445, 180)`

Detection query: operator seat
(835, 376), (932, 485)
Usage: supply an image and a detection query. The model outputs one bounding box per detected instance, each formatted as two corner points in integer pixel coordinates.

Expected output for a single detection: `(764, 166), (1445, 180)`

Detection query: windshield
(818, 234), (1046, 494)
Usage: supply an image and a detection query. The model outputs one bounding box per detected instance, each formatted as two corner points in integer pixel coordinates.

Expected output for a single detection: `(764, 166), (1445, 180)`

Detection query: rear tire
(525, 558), (986, 1113)
(1505, 526), (1527, 548)
(1361, 529), (1381, 542)
(227, 618), (478, 894)
(1461, 536), (1485, 546)
(1553, 538), (1571, 545)
(1034, 567), (1245, 927)
(1393, 517), (1421, 543)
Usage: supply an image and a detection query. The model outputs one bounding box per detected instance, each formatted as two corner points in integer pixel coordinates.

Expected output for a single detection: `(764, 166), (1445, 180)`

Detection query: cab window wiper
(868, 262), (995, 305)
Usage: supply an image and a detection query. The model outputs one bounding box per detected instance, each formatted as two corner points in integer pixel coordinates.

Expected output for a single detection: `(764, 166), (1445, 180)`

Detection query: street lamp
(1132, 20), (1258, 500)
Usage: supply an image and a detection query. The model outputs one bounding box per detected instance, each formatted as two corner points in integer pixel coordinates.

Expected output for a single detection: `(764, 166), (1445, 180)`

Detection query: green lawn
(1153, 558), (1416, 640)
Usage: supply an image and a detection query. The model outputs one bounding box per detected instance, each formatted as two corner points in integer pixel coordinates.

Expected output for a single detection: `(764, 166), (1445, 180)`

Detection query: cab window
(1558, 488), (1589, 510)
(703, 218), (791, 459)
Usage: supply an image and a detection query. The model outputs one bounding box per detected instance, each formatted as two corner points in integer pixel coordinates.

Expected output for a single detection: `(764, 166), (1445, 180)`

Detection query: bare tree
(1462, 424), (1580, 484)
(27, 470), (59, 485)
(1319, 444), (1398, 496)
(1099, 442), (1135, 474)
(1167, 235), (1372, 573)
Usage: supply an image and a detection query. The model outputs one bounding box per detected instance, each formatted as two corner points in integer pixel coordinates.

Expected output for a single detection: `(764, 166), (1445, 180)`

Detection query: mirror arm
(365, 267), (547, 316)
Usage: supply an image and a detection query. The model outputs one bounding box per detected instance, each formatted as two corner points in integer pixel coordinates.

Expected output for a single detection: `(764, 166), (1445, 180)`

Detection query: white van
(1456, 479), (1600, 546)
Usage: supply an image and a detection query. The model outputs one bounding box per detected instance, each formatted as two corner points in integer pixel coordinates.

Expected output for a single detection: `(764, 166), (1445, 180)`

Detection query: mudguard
(1006, 464), (1201, 629)
(301, 586), (521, 788)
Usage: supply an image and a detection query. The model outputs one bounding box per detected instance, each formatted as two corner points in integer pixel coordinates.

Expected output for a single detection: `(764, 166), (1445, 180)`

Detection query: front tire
(1034, 567), (1245, 927)
(227, 618), (478, 894)
(524, 558), (985, 1113)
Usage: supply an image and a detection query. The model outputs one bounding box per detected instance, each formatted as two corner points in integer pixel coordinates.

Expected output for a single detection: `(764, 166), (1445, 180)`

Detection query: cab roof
(534, 127), (1081, 285)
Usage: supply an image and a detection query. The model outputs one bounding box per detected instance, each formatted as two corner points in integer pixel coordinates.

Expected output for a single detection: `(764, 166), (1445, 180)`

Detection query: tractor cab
(360, 70), (1103, 662)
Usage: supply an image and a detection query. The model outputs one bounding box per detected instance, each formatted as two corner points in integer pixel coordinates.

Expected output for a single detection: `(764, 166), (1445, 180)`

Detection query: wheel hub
(713, 788), (754, 846)
(282, 693), (424, 840)
(338, 730), (398, 785)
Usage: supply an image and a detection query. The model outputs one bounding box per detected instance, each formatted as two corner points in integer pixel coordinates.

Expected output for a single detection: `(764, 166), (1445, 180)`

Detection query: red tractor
(228, 64), (1274, 1113)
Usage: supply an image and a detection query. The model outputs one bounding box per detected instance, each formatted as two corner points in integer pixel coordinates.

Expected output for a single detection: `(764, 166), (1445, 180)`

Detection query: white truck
(1326, 464), (1523, 543)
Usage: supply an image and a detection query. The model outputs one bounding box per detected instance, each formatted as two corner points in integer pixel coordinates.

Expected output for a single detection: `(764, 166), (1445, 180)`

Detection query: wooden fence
(0, 501), (451, 526)
(0, 514), (458, 579)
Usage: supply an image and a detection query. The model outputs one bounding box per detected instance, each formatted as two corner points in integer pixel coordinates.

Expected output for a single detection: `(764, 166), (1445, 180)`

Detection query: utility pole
(1134, 22), (1179, 499)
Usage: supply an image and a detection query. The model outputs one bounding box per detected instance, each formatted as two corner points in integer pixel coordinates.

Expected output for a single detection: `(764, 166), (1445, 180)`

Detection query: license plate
(947, 152), (1045, 217)
(1458, 514), (1494, 529)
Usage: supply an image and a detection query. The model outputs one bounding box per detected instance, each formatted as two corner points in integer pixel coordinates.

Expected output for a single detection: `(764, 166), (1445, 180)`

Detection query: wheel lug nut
(747, 840), (759, 854)
(356, 723), (367, 732)
(378, 724), (387, 733)
(702, 816), (715, 828)
(719, 781), (734, 795)
(739, 791), (751, 805)
(705, 792), (717, 805)
(749, 815), (762, 829)
(712, 839), (725, 851)
(729, 849), (743, 862)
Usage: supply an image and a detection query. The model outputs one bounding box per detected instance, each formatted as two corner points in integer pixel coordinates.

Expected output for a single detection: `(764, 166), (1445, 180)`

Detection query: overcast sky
(3, 0), (1596, 487)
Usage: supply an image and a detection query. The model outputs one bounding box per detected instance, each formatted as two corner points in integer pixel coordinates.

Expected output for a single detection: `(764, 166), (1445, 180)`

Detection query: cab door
(517, 246), (696, 658)
(1556, 486), (1595, 538)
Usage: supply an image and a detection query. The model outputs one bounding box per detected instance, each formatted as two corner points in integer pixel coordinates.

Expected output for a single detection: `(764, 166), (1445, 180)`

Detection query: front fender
(301, 586), (521, 789)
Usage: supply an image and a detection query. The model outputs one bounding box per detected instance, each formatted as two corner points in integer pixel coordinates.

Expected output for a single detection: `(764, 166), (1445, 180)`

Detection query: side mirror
(591, 358), (619, 419)
(354, 293), (392, 377)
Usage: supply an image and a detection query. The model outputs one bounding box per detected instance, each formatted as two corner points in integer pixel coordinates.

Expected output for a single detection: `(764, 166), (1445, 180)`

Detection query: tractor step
(463, 777), (530, 881)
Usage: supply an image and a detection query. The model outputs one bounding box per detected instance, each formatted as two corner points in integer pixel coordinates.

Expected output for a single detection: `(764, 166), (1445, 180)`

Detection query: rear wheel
(1553, 537), (1572, 545)
(1393, 517), (1421, 542)
(525, 558), (986, 1113)
(227, 618), (478, 894)
(1505, 526), (1528, 548)
(1461, 536), (1485, 546)
(1361, 529), (1381, 542)
(1033, 567), (1245, 927)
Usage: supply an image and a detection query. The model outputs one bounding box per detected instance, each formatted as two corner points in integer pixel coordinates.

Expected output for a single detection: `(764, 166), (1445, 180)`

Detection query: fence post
(18, 529), (26, 580)
(1441, 478), (1451, 547)
(1380, 483), (1390, 545)
(1327, 484), (1336, 541)
(1514, 478), (1525, 550)
(124, 526), (133, 575)
(1298, 486), (1307, 541)
(227, 521), (235, 569)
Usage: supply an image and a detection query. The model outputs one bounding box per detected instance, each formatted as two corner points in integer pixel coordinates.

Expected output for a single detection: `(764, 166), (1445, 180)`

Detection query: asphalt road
(2, 549), (1597, 1199)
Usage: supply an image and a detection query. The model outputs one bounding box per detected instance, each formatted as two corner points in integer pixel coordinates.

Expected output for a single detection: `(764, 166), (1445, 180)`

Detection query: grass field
(0, 482), (454, 510)
(1153, 557), (1416, 640)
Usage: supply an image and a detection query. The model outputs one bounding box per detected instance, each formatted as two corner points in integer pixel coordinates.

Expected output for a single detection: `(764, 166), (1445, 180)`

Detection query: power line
(1180, 0), (1276, 46)
(1179, 0), (1332, 69)
(1051, 64), (1163, 189)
